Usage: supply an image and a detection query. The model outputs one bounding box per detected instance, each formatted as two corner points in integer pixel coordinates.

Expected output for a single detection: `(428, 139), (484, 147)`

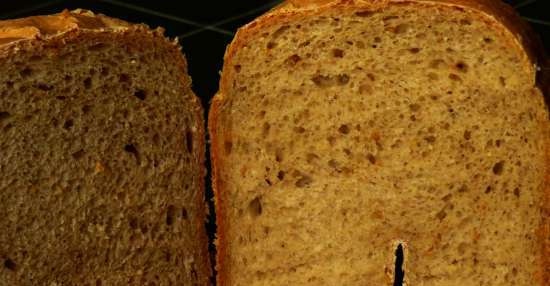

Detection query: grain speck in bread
(209, 0), (550, 285)
(0, 10), (210, 285)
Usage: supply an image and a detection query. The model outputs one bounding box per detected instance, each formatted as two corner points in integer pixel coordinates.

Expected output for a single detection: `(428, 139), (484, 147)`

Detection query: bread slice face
(209, 1), (550, 285)
(0, 10), (210, 285)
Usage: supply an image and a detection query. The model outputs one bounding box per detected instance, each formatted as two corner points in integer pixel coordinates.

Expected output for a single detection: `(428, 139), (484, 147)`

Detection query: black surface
(0, 1), (548, 284)
(514, 0), (550, 49)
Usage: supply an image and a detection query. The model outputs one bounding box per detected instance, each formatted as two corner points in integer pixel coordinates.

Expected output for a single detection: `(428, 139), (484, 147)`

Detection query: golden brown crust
(0, 9), (211, 285)
(208, 94), (230, 285)
(210, 0), (549, 285)
(0, 9), (131, 49)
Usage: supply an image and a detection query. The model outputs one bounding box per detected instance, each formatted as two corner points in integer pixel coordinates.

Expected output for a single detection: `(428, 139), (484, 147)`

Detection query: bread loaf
(209, 0), (550, 285)
(0, 10), (210, 285)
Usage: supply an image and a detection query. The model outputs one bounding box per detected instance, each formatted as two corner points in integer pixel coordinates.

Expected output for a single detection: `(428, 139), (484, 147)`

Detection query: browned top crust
(0, 9), (137, 47)
(210, 1), (549, 285)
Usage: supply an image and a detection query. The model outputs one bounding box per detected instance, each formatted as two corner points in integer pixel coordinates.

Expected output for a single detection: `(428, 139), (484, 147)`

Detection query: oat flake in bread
(209, 0), (550, 285)
(0, 9), (210, 285)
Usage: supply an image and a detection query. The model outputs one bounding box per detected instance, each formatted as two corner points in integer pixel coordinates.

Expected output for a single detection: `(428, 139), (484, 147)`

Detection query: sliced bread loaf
(209, 0), (550, 285)
(0, 10), (210, 285)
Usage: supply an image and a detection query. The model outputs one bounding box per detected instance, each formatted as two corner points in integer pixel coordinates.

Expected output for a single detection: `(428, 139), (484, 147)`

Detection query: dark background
(1, 1), (548, 284)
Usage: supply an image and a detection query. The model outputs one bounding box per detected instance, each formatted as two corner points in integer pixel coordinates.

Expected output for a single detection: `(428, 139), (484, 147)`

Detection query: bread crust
(0, 9), (131, 49)
(209, 1), (549, 285)
(208, 94), (230, 284)
(0, 10), (211, 284)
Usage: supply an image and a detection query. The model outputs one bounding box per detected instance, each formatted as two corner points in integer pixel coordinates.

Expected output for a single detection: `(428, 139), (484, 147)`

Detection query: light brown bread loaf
(0, 10), (210, 285)
(209, 0), (550, 285)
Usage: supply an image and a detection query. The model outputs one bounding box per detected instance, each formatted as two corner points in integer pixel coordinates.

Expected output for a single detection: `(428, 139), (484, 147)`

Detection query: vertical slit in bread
(393, 244), (405, 286)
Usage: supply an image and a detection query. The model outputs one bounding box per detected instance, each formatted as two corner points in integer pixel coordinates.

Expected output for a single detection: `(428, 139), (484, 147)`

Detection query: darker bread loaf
(0, 10), (210, 285)
(209, 0), (550, 285)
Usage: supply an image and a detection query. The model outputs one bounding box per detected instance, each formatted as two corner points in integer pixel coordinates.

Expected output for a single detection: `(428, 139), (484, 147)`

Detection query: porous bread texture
(0, 11), (210, 285)
(211, 2), (550, 286)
